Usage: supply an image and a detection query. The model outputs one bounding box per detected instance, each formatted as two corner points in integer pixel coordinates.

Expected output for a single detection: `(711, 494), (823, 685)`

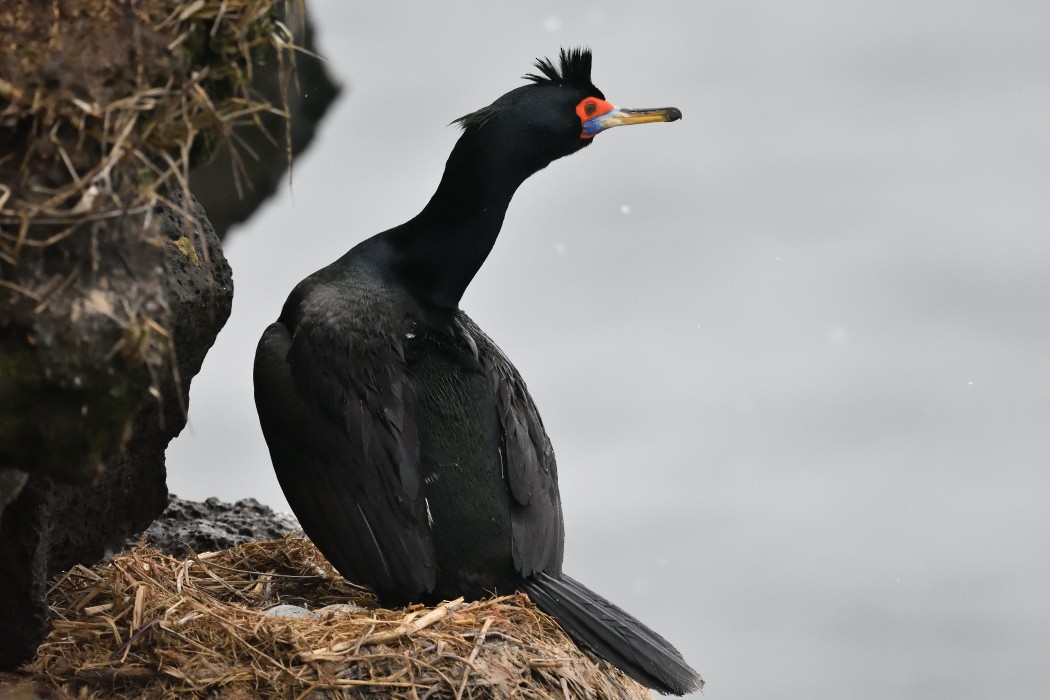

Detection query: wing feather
(457, 314), (564, 578)
(255, 288), (435, 599)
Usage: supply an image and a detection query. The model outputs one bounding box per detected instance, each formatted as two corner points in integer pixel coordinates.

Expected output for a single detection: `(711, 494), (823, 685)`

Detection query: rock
(138, 494), (300, 556)
(0, 470), (28, 514)
(0, 477), (49, 675)
(0, 196), (232, 669)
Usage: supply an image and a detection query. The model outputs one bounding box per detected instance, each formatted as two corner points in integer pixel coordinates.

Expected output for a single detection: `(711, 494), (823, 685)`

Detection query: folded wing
(254, 286), (436, 599)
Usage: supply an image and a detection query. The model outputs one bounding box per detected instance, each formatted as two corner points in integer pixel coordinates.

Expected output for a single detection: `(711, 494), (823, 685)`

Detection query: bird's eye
(575, 96), (613, 123)
(575, 96), (615, 138)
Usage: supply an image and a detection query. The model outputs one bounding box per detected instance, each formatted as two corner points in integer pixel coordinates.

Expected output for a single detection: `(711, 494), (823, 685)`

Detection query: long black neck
(381, 128), (546, 310)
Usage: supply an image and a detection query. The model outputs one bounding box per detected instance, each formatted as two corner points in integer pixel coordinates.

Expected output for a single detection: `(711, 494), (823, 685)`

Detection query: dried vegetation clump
(0, 0), (294, 263)
(25, 535), (648, 699)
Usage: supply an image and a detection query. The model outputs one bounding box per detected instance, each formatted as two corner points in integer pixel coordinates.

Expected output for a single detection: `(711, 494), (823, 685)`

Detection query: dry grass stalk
(25, 535), (650, 699)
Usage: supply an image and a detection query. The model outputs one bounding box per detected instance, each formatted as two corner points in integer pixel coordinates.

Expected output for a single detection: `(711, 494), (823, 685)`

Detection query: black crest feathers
(454, 48), (598, 131)
(524, 47), (594, 89)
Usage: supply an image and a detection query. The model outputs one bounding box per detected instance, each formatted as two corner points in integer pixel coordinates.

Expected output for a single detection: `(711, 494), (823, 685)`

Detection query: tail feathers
(522, 572), (703, 696)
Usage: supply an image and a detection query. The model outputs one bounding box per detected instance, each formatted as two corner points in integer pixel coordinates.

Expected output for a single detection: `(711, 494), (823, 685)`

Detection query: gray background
(168, 1), (1050, 697)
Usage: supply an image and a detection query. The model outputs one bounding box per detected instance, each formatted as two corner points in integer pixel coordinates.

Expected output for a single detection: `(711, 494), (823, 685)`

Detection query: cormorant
(254, 48), (701, 695)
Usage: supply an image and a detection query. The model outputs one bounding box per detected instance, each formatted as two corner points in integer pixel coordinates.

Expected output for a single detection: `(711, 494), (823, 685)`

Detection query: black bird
(254, 48), (700, 695)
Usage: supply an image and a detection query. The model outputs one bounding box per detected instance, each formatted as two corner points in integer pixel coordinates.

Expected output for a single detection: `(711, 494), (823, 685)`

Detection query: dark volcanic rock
(0, 197), (232, 669)
(0, 477), (49, 676)
(138, 494), (299, 555)
(0, 212), (170, 488)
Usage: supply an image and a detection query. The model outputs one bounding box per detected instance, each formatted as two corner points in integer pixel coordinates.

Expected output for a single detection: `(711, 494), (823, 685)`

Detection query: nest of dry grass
(0, 0), (295, 266)
(24, 535), (649, 699)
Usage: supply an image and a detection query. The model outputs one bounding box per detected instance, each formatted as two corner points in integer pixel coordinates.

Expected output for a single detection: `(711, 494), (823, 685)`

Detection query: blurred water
(167, 1), (1050, 697)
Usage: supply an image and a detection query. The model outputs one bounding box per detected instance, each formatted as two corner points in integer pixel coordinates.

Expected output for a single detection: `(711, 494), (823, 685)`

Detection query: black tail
(521, 572), (703, 695)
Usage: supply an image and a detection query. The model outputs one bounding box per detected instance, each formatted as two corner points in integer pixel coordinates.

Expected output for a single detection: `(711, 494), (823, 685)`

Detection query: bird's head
(453, 48), (681, 174)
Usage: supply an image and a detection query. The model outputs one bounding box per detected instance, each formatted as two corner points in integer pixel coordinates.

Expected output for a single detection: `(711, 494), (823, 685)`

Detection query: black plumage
(254, 48), (700, 695)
